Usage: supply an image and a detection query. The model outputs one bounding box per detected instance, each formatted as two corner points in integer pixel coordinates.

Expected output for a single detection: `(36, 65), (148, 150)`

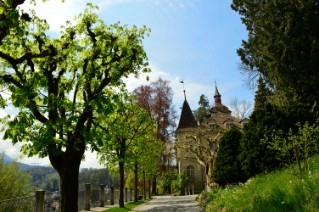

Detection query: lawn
(104, 200), (148, 212)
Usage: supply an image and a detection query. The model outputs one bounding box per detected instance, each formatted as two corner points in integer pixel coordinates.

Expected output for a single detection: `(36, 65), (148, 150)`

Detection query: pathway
(132, 195), (203, 212)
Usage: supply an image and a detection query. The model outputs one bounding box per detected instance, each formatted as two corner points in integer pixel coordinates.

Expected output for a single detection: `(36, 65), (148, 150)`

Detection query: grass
(104, 200), (148, 212)
(204, 155), (319, 211)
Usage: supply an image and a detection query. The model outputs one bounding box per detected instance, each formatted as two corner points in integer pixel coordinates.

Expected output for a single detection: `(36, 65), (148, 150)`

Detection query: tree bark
(134, 162), (138, 202)
(152, 178), (157, 195)
(119, 160), (125, 208)
(205, 159), (214, 192)
(143, 171), (146, 199)
(148, 178), (151, 199)
(49, 146), (84, 212)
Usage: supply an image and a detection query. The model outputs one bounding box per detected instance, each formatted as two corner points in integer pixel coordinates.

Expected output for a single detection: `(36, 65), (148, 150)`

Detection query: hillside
(2, 153), (45, 170)
(204, 155), (319, 211)
(2, 153), (113, 191)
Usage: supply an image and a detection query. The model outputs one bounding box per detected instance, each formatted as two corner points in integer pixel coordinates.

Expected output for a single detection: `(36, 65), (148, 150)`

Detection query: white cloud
(124, 62), (215, 112)
(20, 0), (86, 33)
(19, 0), (200, 33)
(82, 151), (104, 169)
(0, 136), (104, 168)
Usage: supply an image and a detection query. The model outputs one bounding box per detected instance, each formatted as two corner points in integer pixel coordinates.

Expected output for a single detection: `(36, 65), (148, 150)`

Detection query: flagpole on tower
(180, 79), (186, 100)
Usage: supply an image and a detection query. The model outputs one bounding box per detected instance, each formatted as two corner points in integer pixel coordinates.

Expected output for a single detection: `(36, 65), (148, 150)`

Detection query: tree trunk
(134, 162), (138, 202)
(148, 178), (151, 199)
(152, 178), (157, 195)
(49, 146), (84, 212)
(205, 159), (214, 192)
(119, 160), (125, 208)
(143, 171), (146, 199)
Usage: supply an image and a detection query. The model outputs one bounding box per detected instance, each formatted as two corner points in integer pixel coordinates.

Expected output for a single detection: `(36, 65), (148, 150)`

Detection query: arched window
(186, 165), (194, 178)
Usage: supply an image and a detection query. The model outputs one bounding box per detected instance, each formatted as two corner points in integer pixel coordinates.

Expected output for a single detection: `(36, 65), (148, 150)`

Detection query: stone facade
(175, 85), (248, 192)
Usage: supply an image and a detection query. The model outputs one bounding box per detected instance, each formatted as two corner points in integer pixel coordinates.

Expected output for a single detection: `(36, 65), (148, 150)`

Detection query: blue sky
(102, 0), (252, 109)
(1, 0), (253, 168)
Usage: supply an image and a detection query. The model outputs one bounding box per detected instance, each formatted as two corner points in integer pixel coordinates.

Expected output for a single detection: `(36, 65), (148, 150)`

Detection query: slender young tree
(0, 4), (149, 211)
(96, 93), (159, 207)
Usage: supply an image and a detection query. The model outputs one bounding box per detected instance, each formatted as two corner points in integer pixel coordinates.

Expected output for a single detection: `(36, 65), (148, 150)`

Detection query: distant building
(175, 84), (248, 192)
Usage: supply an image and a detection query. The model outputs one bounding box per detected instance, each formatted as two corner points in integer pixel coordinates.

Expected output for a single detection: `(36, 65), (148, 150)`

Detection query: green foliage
(159, 171), (177, 193)
(194, 94), (210, 124)
(0, 2), (150, 157)
(214, 128), (245, 186)
(26, 166), (58, 191)
(26, 166), (112, 191)
(269, 121), (319, 178)
(232, 0), (319, 112)
(79, 168), (111, 190)
(97, 93), (160, 173)
(96, 93), (160, 207)
(254, 77), (272, 111)
(0, 154), (32, 200)
(205, 155), (319, 211)
(0, 2), (150, 209)
(171, 173), (186, 194)
(239, 103), (288, 178)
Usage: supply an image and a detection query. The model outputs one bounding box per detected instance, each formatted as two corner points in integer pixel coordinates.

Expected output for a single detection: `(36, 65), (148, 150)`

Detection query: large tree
(133, 78), (176, 144)
(0, 4), (149, 211)
(232, 0), (319, 112)
(239, 104), (286, 178)
(133, 78), (176, 193)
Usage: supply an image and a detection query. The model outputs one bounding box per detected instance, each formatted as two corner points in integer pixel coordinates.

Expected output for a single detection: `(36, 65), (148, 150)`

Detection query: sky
(0, 0), (254, 168)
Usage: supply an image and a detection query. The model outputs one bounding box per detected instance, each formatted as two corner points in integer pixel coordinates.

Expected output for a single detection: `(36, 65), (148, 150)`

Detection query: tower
(210, 83), (231, 115)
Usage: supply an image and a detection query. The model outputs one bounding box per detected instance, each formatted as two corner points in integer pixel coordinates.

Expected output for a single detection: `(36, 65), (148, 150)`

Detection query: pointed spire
(214, 81), (222, 105)
(214, 81), (221, 96)
(177, 99), (198, 130)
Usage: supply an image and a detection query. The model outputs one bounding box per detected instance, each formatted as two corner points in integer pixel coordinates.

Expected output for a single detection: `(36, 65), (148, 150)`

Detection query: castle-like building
(175, 84), (248, 193)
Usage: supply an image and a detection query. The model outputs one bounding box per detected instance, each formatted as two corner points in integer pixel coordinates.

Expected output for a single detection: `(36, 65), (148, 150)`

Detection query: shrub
(214, 128), (245, 186)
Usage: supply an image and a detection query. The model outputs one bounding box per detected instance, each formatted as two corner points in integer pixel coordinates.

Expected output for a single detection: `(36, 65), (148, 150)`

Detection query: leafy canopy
(0, 4), (150, 158)
(232, 0), (319, 108)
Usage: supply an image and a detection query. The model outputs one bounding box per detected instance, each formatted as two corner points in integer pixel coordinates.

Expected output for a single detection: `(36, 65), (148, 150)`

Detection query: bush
(0, 154), (32, 199)
(171, 173), (186, 195)
(214, 128), (245, 186)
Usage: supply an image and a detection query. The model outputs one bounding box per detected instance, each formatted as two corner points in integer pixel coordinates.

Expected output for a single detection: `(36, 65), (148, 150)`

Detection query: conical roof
(177, 99), (198, 130)
(214, 84), (221, 96)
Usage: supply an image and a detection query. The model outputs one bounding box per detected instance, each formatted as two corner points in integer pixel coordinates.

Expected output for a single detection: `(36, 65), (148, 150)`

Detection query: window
(186, 165), (194, 178)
